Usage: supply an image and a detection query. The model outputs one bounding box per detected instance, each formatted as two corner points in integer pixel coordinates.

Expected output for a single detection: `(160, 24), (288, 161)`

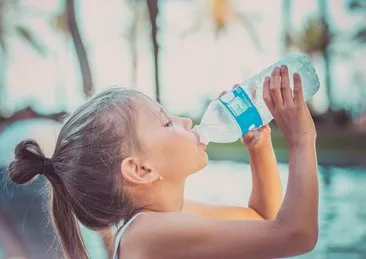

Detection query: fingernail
(272, 67), (278, 75)
(277, 67), (282, 75)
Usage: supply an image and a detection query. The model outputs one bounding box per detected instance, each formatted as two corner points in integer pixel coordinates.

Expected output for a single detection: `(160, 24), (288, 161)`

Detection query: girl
(8, 65), (318, 259)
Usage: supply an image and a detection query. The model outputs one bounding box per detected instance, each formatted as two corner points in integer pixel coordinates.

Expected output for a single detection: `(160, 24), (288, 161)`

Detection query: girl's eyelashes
(164, 121), (173, 127)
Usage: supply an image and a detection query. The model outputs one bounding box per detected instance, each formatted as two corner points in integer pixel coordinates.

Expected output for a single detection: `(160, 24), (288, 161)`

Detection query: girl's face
(133, 95), (208, 182)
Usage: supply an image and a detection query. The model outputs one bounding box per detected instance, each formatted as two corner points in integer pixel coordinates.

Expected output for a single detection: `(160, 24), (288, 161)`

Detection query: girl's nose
(184, 118), (193, 130)
(174, 117), (192, 131)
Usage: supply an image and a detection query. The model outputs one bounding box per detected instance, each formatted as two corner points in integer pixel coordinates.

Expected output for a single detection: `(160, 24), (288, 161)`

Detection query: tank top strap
(112, 212), (146, 259)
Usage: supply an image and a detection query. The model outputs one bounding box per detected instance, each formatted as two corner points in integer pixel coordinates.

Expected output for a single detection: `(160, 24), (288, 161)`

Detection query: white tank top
(112, 212), (146, 259)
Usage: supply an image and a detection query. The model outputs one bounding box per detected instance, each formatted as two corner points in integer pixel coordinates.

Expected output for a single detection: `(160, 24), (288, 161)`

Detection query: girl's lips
(192, 129), (206, 150)
(198, 142), (207, 151)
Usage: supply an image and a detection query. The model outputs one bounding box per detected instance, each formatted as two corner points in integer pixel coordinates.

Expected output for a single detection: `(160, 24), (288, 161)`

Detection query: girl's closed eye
(164, 121), (173, 127)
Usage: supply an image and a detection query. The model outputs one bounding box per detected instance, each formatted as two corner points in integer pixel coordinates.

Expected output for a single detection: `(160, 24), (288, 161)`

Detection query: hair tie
(40, 157), (55, 175)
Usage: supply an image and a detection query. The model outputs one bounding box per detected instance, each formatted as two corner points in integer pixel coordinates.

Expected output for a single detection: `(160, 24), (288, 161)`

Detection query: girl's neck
(136, 179), (186, 213)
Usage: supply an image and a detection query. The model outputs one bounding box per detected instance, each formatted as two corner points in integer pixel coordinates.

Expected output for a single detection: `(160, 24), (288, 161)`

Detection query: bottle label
(219, 86), (263, 135)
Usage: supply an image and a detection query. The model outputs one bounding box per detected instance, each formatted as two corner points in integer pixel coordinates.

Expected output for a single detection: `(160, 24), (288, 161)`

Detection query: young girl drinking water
(8, 66), (319, 259)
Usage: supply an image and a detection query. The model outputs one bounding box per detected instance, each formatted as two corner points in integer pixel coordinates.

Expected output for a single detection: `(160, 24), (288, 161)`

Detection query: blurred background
(0, 0), (365, 258)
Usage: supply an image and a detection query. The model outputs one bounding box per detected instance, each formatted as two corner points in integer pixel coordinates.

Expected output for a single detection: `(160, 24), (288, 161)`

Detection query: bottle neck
(192, 125), (209, 145)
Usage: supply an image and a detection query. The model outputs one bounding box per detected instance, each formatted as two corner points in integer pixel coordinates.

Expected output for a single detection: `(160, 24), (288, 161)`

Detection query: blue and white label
(219, 86), (263, 136)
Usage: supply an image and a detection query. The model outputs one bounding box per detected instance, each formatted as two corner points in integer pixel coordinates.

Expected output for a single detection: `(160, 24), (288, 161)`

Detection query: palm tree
(282, 0), (292, 54)
(146, 0), (161, 103)
(0, 0), (47, 112)
(126, 0), (140, 87)
(287, 9), (333, 110)
(181, 0), (261, 47)
(65, 0), (94, 98)
(0, 0), (94, 131)
(0, 1), (47, 54)
(347, 0), (366, 45)
(123, 0), (148, 87)
(289, 17), (330, 58)
(0, 1), (69, 135)
(52, 0), (94, 98)
(144, 0), (260, 104)
(318, 0), (333, 109)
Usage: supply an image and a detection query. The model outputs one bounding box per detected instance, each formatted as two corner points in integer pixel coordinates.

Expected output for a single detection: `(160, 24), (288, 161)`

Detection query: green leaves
(347, 0), (366, 44)
(353, 27), (366, 43)
(289, 16), (331, 56)
(180, 0), (261, 49)
(348, 0), (366, 11)
(0, 0), (47, 56)
(14, 26), (47, 56)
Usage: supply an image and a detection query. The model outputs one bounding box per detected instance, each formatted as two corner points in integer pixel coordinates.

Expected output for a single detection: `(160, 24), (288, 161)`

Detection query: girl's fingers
(249, 87), (256, 100)
(263, 76), (275, 115)
(270, 67), (283, 106)
(280, 65), (294, 105)
(293, 73), (304, 103)
(218, 90), (228, 98)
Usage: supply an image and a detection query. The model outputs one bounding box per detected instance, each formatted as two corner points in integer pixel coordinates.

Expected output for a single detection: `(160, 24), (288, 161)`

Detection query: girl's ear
(121, 157), (161, 184)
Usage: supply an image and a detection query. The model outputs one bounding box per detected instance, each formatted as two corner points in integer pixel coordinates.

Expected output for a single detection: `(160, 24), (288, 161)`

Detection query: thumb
(242, 131), (255, 143)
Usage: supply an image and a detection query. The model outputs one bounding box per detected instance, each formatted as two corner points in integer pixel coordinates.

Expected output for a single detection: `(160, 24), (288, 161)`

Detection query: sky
(2, 0), (365, 117)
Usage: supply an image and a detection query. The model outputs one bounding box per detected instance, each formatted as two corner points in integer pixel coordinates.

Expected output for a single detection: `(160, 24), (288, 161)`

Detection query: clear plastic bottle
(193, 53), (320, 145)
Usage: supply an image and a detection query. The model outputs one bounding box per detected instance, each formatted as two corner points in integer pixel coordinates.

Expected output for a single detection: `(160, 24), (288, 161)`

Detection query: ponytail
(8, 139), (89, 259)
(51, 180), (89, 259)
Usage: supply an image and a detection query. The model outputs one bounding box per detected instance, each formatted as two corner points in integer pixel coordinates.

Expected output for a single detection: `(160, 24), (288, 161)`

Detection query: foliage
(182, 0), (261, 48)
(347, 0), (366, 44)
(0, 0), (47, 56)
(287, 16), (331, 58)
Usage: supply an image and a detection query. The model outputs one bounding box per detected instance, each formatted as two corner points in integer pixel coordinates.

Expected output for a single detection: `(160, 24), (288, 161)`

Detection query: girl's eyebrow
(159, 107), (166, 117)
(159, 107), (171, 121)
(139, 100), (164, 121)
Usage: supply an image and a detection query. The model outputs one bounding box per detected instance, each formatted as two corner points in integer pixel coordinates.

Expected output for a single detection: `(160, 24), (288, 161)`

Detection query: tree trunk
(318, 0), (333, 110)
(0, 50), (6, 113)
(0, 107), (67, 133)
(282, 0), (292, 55)
(131, 39), (137, 87)
(66, 0), (94, 98)
(146, 0), (160, 103)
(0, 0), (6, 112)
(129, 0), (139, 87)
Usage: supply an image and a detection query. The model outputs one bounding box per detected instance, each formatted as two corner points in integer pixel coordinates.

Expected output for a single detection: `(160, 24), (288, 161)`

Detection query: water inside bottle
(194, 54), (320, 144)
(194, 101), (242, 144)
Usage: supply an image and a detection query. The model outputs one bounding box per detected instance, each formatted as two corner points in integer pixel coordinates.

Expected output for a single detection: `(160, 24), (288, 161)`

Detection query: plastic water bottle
(193, 53), (320, 145)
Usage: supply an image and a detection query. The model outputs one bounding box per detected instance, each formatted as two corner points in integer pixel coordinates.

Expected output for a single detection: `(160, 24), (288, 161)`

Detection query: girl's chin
(197, 153), (209, 170)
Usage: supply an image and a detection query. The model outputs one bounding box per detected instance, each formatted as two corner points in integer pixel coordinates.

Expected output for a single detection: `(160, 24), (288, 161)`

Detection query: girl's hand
(241, 124), (271, 150)
(263, 65), (316, 147)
